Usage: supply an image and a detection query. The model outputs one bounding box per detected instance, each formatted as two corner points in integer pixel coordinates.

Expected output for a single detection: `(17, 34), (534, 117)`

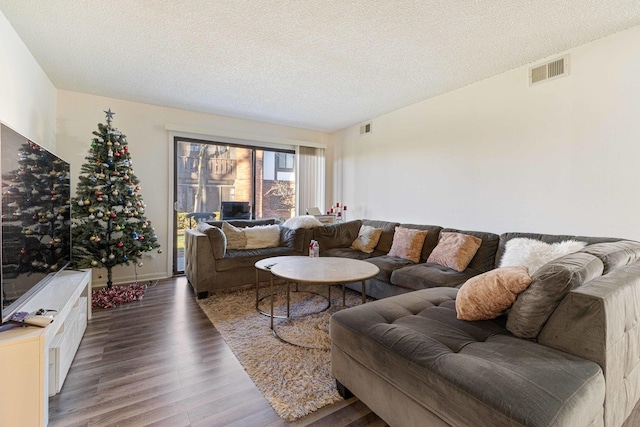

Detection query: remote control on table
(9, 311), (30, 323)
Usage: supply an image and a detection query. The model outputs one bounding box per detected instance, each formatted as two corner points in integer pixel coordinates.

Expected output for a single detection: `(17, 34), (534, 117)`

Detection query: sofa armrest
(184, 229), (219, 296)
(538, 262), (640, 426)
(204, 226), (226, 259)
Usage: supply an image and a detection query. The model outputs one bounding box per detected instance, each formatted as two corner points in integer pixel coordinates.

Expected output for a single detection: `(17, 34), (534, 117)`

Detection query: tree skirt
(92, 284), (146, 309)
(197, 284), (369, 421)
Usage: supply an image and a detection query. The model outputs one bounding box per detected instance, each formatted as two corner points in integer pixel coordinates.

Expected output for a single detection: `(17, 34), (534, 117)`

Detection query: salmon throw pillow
(456, 266), (533, 321)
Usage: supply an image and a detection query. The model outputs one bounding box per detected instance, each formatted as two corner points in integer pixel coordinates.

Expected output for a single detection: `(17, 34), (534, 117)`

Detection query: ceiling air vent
(529, 55), (569, 86)
(359, 121), (372, 136)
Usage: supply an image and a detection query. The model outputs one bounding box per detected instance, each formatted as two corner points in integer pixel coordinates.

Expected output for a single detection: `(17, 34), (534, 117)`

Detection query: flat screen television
(1, 123), (72, 323)
(221, 201), (252, 220)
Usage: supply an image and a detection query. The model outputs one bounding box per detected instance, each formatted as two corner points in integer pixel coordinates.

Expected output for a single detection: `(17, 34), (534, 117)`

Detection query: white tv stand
(0, 269), (92, 427)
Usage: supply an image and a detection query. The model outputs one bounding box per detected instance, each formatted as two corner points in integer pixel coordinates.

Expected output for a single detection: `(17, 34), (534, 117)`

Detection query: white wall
(0, 11), (56, 150)
(333, 25), (640, 241)
(56, 90), (330, 285)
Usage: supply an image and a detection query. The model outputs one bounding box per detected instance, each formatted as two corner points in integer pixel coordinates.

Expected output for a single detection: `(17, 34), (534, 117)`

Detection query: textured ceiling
(2, 1), (640, 132)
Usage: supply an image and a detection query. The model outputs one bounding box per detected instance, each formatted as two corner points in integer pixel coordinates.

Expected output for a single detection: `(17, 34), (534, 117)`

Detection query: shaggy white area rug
(197, 284), (367, 421)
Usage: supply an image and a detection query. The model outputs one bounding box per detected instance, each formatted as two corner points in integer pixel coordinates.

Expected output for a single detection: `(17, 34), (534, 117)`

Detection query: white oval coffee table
(268, 257), (380, 332)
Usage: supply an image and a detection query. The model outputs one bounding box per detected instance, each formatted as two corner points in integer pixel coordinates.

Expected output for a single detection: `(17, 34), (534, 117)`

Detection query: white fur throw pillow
(282, 215), (324, 229)
(244, 224), (281, 249)
(499, 238), (587, 275)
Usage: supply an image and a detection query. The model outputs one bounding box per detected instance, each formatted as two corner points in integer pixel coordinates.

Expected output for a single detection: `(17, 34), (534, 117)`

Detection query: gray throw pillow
(506, 252), (604, 339)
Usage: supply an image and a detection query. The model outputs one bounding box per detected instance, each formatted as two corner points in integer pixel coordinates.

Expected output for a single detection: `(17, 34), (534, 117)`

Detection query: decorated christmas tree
(72, 109), (160, 288)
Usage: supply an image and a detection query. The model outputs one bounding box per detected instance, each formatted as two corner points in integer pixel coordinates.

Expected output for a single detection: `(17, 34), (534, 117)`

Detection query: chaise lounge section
(330, 238), (640, 426)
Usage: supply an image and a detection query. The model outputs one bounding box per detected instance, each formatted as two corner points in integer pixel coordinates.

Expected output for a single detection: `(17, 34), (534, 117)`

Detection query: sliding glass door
(173, 137), (296, 274)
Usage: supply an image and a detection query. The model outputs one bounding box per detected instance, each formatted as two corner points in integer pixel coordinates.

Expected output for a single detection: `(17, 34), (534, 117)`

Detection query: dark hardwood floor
(49, 277), (387, 427)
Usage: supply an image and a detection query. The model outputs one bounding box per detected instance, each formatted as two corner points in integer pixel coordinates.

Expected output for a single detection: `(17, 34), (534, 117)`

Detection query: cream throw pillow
(350, 225), (383, 254)
(387, 227), (428, 263)
(456, 266), (532, 321)
(222, 222), (247, 250)
(427, 232), (482, 272)
(244, 224), (281, 249)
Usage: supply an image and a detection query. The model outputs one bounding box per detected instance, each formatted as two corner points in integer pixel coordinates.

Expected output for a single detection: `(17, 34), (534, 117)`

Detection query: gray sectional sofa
(184, 217), (640, 426)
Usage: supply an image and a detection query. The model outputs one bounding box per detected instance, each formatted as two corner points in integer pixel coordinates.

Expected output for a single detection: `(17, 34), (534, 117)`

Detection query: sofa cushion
(313, 220), (362, 253)
(506, 252), (604, 339)
(323, 247), (380, 260)
(222, 221), (247, 249)
(442, 228), (499, 272)
(362, 219), (400, 253)
(216, 246), (298, 271)
(390, 263), (479, 290)
(427, 232), (482, 272)
(456, 266), (532, 321)
(499, 238), (587, 275)
(350, 225), (383, 253)
(366, 255), (416, 283)
(279, 226), (310, 253)
(330, 288), (605, 427)
(582, 240), (640, 274)
(387, 227), (428, 263)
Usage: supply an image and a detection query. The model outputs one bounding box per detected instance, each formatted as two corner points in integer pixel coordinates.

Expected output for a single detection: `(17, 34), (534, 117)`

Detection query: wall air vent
(359, 121), (372, 136)
(529, 54), (569, 86)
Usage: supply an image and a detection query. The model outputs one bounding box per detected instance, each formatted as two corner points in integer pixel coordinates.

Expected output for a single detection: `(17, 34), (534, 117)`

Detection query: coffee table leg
(255, 269), (259, 310)
(361, 280), (366, 304)
(287, 282), (290, 317)
(270, 274), (274, 329)
(342, 284), (346, 306)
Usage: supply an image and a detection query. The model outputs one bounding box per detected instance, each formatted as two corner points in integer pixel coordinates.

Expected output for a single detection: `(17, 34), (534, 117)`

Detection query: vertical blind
(296, 146), (325, 215)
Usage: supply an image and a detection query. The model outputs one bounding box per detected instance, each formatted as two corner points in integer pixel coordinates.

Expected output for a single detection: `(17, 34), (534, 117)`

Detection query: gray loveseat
(184, 218), (313, 298)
